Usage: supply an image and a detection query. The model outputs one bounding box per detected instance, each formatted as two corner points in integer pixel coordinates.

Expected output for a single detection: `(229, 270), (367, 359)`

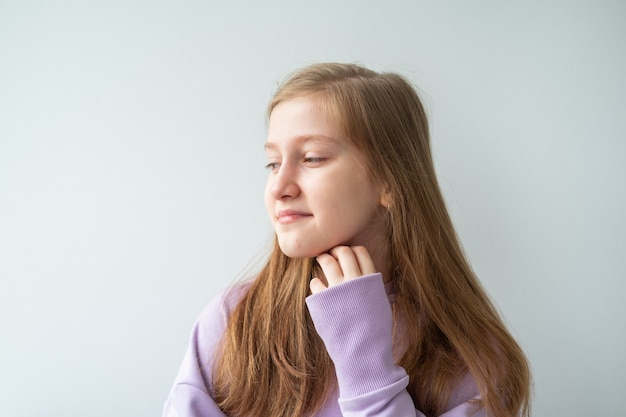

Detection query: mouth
(277, 209), (312, 224)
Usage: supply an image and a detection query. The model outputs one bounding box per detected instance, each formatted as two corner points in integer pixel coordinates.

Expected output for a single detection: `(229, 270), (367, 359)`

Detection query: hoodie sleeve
(162, 289), (236, 417)
(305, 273), (485, 417)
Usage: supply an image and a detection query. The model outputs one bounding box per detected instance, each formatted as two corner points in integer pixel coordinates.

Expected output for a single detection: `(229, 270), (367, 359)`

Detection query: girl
(163, 63), (531, 417)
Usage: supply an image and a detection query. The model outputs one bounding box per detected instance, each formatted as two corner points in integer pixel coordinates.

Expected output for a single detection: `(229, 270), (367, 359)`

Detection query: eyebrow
(264, 135), (340, 151)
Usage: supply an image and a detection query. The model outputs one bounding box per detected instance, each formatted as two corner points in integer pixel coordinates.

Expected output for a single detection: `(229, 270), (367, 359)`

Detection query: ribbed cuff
(306, 273), (407, 398)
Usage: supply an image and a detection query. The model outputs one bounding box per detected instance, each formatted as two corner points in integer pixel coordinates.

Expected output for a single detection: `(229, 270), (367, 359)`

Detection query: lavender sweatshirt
(162, 273), (484, 417)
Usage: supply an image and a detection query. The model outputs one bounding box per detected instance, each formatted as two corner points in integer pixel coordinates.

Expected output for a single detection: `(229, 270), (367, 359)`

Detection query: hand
(310, 246), (377, 294)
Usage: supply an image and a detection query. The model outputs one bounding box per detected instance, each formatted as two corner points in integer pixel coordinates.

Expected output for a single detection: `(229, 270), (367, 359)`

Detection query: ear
(379, 187), (393, 208)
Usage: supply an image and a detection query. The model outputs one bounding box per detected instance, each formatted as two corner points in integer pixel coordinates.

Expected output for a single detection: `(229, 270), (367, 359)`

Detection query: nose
(267, 162), (300, 200)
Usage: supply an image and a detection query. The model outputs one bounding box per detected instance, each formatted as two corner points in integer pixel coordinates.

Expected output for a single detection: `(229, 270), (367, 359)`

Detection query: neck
(370, 245), (392, 283)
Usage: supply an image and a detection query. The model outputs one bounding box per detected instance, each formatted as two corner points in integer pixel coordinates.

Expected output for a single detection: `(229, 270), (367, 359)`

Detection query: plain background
(1, 1), (624, 416)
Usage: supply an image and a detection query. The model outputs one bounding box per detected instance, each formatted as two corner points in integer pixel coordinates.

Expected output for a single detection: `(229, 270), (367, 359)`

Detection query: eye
(303, 157), (325, 165)
(265, 162), (280, 171)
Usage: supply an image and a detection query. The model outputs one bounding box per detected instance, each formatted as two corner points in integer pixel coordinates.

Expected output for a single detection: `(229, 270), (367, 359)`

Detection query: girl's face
(264, 94), (388, 259)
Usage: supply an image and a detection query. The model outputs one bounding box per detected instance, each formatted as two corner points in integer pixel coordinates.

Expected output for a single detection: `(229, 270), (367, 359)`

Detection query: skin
(312, 245), (378, 294)
(264, 94), (392, 294)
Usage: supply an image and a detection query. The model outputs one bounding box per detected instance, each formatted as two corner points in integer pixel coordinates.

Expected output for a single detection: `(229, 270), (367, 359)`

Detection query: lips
(276, 209), (312, 224)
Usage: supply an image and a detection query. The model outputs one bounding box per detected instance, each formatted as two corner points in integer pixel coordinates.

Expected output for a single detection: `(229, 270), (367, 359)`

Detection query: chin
(277, 240), (325, 259)
(279, 247), (316, 259)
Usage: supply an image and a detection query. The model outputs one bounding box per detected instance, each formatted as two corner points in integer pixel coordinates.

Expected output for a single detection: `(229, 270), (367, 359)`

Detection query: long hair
(213, 63), (531, 417)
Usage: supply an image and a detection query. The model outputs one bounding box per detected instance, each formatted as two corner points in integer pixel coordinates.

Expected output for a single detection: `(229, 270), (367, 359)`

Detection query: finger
(316, 253), (344, 287)
(352, 246), (377, 275)
(309, 277), (327, 294)
(329, 246), (362, 279)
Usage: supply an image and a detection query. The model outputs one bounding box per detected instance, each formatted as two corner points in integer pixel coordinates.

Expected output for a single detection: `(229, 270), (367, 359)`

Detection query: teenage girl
(163, 62), (531, 417)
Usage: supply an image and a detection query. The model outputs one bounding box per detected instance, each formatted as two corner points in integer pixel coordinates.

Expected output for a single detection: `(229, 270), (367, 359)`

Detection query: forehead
(266, 95), (346, 146)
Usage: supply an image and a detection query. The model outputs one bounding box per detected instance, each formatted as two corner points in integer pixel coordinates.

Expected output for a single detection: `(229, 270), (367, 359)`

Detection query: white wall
(1, 1), (624, 416)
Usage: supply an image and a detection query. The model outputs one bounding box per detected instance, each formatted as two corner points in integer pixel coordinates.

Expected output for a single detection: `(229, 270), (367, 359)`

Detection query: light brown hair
(213, 63), (531, 417)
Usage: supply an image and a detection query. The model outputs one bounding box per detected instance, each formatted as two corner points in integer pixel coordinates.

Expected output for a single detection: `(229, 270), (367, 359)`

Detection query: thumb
(309, 277), (327, 294)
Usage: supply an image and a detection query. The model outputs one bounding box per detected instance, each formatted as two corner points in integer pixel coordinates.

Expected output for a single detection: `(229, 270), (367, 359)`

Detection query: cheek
(340, 187), (382, 225)
(263, 185), (275, 219)
(335, 179), (378, 210)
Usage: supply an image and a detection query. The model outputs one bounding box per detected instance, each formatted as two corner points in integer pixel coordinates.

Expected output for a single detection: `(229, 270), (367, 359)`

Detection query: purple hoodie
(162, 274), (484, 417)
